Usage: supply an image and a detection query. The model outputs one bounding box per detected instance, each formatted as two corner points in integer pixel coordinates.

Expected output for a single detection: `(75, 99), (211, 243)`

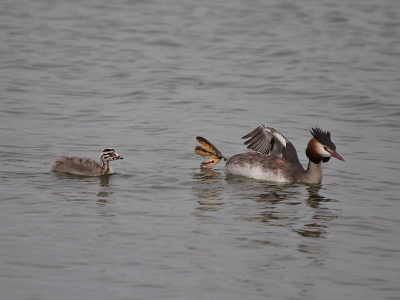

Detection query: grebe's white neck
(303, 160), (323, 184)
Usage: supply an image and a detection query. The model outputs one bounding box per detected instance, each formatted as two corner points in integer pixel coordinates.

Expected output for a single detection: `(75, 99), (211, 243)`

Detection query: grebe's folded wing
(242, 125), (288, 156)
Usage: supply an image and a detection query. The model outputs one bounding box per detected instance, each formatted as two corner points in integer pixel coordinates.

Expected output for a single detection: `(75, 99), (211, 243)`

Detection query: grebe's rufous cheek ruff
(194, 125), (344, 184)
(51, 148), (123, 176)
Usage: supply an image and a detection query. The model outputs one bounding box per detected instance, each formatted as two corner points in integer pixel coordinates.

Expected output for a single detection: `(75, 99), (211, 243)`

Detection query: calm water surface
(1, 0), (400, 299)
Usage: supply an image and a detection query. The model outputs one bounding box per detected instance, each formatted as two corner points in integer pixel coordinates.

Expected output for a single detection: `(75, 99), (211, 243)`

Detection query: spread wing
(242, 125), (289, 157)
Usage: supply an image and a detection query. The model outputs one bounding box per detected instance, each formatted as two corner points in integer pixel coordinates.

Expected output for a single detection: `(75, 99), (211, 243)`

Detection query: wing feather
(242, 125), (288, 156)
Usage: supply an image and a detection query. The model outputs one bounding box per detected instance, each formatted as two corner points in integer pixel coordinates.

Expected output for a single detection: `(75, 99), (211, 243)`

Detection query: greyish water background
(1, 0), (400, 299)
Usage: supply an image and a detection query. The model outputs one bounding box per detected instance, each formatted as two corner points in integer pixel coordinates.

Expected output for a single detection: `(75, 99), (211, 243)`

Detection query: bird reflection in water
(192, 168), (225, 214)
(97, 175), (114, 205)
(193, 168), (338, 238)
(193, 169), (339, 267)
(51, 172), (115, 206)
(99, 175), (110, 187)
(294, 185), (338, 238)
(250, 184), (338, 238)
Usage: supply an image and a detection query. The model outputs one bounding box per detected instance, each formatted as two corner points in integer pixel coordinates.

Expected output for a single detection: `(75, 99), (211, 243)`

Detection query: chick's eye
(324, 147), (328, 151)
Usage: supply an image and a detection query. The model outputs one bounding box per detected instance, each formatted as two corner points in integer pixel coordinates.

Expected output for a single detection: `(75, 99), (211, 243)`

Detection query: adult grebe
(51, 148), (123, 176)
(194, 125), (344, 184)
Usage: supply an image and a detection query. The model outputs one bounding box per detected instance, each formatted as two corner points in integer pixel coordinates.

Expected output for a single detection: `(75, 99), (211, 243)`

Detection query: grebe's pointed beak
(328, 150), (345, 162)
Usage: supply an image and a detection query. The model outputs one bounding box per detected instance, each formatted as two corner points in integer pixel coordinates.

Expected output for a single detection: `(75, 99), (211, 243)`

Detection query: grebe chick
(51, 148), (123, 176)
(194, 125), (344, 184)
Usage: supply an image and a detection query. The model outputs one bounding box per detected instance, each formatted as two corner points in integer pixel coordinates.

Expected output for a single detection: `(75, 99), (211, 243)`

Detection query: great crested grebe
(194, 125), (344, 184)
(51, 148), (123, 176)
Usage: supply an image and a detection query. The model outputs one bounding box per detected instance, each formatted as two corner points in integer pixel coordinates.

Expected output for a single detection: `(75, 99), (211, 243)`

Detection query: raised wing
(242, 125), (289, 157)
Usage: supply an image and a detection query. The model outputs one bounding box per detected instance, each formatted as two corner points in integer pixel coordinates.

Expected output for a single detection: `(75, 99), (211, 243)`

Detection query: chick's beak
(113, 153), (123, 160)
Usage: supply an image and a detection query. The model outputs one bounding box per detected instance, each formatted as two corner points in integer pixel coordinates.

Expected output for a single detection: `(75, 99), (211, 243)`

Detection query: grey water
(1, 0), (400, 299)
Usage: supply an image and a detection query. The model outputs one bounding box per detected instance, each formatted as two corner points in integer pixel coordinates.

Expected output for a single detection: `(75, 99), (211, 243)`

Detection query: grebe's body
(51, 148), (123, 176)
(195, 125), (344, 184)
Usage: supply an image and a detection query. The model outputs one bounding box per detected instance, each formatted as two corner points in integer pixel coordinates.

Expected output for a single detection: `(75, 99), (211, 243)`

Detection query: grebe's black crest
(310, 127), (336, 150)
